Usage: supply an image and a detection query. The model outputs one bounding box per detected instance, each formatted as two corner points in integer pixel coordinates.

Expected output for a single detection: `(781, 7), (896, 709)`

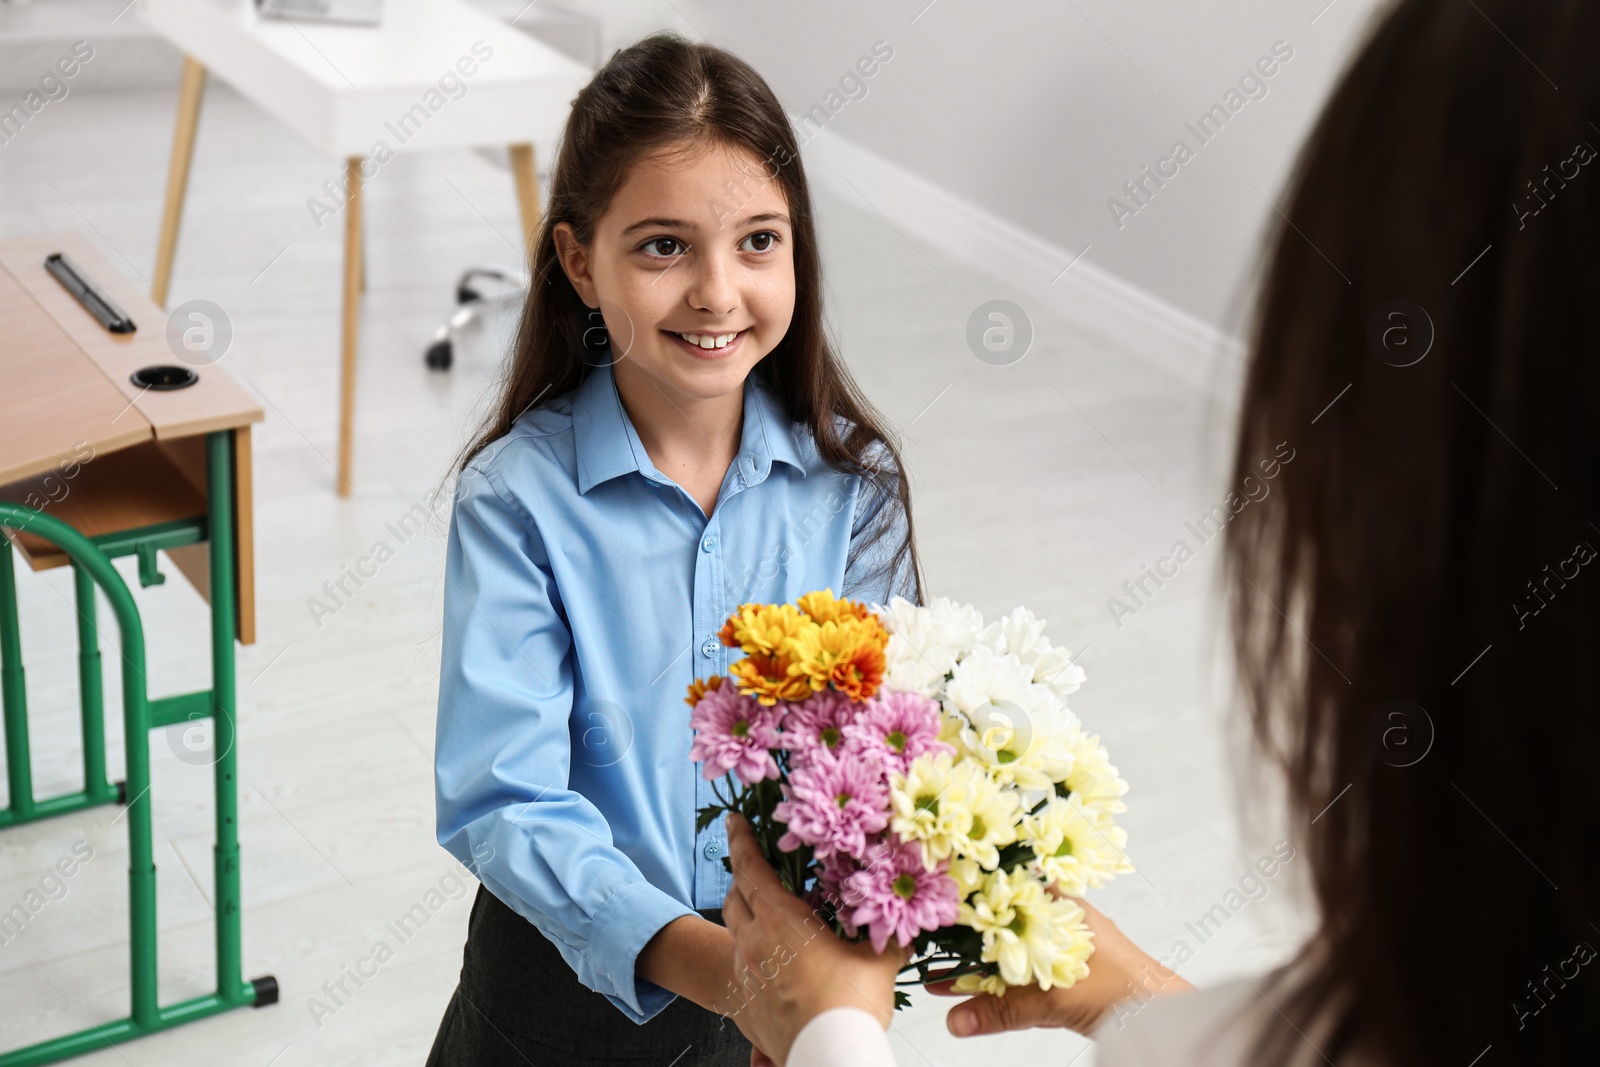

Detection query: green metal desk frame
(0, 431), (276, 1067)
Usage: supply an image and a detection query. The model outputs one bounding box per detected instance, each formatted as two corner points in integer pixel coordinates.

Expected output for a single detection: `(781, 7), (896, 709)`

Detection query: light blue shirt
(434, 360), (916, 1023)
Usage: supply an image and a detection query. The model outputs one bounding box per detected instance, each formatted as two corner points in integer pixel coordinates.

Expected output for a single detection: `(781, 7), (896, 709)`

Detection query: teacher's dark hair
(1225, 0), (1600, 1063)
(459, 33), (923, 605)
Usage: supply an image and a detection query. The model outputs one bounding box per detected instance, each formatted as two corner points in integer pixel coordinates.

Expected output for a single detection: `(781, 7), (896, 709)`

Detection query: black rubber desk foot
(251, 975), (280, 1007)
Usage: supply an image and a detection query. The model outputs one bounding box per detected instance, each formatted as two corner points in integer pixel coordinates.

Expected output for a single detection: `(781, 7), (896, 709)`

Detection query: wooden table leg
(233, 425), (256, 644)
(152, 56), (207, 309)
(509, 143), (541, 265)
(337, 157), (362, 498)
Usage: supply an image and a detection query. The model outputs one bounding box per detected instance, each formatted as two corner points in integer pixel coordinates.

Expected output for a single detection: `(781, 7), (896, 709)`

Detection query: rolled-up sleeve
(434, 459), (694, 1023)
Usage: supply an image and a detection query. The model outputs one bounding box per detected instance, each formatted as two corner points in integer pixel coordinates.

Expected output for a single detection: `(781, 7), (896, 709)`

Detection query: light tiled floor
(0, 78), (1310, 1066)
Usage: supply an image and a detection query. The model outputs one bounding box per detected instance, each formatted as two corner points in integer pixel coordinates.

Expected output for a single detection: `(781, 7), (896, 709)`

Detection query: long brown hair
(461, 33), (923, 604)
(1226, 0), (1599, 1062)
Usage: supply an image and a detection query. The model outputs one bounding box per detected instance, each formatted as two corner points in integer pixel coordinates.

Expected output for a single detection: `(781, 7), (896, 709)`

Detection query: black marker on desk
(44, 252), (136, 334)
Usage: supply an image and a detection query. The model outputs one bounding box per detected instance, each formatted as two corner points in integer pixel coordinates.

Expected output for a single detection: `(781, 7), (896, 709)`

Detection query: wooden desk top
(0, 264), (151, 486)
(0, 234), (262, 472)
(0, 233), (262, 643)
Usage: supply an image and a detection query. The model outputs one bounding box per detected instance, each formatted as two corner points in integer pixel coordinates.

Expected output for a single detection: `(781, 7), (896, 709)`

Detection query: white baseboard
(798, 126), (1247, 402)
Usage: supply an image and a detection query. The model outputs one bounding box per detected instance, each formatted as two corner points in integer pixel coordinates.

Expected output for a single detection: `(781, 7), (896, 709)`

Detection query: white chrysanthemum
(1063, 728), (1130, 823)
(877, 596), (985, 697)
(950, 690), (1077, 791)
(977, 606), (1088, 703)
(1030, 646), (1087, 704)
(1021, 795), (1135, 895)
(945, 769), (1021, 871)
(889, 752), (972, 866)
(958, 868), (1096, 990)
(945, 644), (1041, 718)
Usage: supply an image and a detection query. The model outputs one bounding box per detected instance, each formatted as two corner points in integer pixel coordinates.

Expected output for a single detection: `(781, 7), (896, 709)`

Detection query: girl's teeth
(677, 332), (737, 349)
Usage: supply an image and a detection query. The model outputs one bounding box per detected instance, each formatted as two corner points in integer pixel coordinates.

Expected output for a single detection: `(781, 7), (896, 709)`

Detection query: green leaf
(894, 990), (911, 1011)
(995, 841), (1035, 871)
(695, 804), (726, 835)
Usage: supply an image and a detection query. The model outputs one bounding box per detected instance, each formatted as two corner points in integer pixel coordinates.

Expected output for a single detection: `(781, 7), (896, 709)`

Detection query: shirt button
(704, 841), (722, 858)
(701, 535), (716, 552)
(700, 637), (718, 657)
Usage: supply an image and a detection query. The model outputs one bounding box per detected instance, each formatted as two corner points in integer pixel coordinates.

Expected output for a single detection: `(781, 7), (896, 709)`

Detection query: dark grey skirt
(426, 884), (752, 1066)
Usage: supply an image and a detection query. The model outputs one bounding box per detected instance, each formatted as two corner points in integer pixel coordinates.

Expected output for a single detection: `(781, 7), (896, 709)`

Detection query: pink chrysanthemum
(812, 850), (864, 934)
(841, 837), (961, 954)
(779, 689), (863, 758)
(841, 689), (951, 773)
(689, 683), (782, 785)
(774, 748), (890, 859)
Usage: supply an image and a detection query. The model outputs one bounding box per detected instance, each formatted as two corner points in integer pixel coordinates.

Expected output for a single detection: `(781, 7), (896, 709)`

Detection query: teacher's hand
(929, 898), (1191, 1038)
(722, 815), (907, 1066)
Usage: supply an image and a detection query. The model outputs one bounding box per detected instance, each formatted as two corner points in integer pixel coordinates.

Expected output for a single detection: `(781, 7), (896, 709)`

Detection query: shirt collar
(573, 361), (808, 495)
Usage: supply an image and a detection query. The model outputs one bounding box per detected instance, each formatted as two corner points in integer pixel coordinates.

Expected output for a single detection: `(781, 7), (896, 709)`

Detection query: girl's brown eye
(642, 237), (686, 257)
(740, 231), (777, 253)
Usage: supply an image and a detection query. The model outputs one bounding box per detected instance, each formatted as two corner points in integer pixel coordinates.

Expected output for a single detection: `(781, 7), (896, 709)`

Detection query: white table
(137, 0), (591, 494)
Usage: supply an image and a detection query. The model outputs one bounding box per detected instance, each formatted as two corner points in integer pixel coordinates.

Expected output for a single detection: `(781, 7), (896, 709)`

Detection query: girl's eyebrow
(619, 212), (791, 237)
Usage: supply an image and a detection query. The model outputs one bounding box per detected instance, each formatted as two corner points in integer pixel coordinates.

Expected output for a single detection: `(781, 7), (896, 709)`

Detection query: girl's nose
(686, 258), (739, 318)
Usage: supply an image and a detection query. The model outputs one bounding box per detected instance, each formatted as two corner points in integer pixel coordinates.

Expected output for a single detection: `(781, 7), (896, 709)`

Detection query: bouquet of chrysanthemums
(688, 589), (1132, 1003)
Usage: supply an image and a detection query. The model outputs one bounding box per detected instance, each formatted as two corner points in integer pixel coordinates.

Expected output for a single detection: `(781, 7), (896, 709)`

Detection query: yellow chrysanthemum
(685, 674), (725, 708)
(796, 588), (871, 626)
(786, 617), (888, 700)
(729, 652), (814, 706)
(718, 602), (810, 658)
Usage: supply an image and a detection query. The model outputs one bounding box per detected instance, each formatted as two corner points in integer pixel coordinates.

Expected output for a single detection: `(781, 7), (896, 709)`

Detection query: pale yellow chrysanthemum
(889, 752), (973, 867)
(1045, 897), (1095, 988)
(947, 853), (986, 897)
(951, 970), (1008, 996)
(1062, 727), (1130, 823)
(959, 868), (1095, 990)
(1021, 795), (1135, 895)
(945, 768), (1021, 871)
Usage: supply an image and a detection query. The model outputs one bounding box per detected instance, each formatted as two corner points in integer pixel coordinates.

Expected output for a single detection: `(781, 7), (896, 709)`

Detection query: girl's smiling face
(554, 139), (797, 404)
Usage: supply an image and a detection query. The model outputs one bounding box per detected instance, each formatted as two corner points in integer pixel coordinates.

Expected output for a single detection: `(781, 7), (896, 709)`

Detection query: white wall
(3, 0), (1394, 340)
(555, 0), (1389, 338)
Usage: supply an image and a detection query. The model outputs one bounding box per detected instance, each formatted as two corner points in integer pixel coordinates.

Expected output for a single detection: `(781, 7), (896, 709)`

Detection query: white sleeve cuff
(787, 1007), (896, 1067)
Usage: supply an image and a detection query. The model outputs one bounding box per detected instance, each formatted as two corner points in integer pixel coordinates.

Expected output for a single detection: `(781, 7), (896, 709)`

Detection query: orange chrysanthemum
(796, 589), (872, 626)
(829, 639), (887, 701)
(786, 617), (889, 700)
(685, 674), (725, 708)
(730, 652), (815, 706)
